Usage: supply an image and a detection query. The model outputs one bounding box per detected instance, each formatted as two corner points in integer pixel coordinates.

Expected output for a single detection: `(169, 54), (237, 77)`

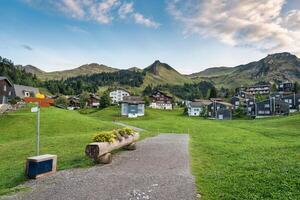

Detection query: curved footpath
(2, 134), (196, 200)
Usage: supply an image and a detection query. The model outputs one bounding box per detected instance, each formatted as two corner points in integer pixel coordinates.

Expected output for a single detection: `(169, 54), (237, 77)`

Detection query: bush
(92, 128), (135, 143)
(92, 131), (117, 143)
(118, 127), (134, 137)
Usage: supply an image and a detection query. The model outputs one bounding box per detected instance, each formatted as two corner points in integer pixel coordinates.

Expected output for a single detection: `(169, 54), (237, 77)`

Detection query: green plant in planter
(92, 131), (117, 143)
(118, 127), (135, 138)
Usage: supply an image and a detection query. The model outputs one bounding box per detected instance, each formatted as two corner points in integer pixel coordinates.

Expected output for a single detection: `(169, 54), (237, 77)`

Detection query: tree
(271, 83), (277, 92)
(79, 91), (90, 109)
(100, 92), (111, 109)
(209, 87), (217, 98)
(54, 96), (69, 108)
(143, 96), (150, 106)
(293, 82), (299, 93)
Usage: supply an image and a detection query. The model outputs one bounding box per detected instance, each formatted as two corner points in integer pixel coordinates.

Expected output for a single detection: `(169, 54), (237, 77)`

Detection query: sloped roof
(192, 99), (212, 106)
(14, 84), (39, 97)
(217, 101), (234, 107)
(0, 76), (13, 86)
(122, 96), (145, 104)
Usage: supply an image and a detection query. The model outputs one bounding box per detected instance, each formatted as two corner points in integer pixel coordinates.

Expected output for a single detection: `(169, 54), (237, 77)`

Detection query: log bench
(85, 133), (139, 164)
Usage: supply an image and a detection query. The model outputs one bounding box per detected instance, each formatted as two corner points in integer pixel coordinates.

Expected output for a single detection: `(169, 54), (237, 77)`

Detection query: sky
(0, 0), (300, 74)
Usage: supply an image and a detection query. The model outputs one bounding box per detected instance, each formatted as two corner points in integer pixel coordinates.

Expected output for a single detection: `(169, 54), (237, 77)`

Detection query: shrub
(118, 127), (134, 137)
(92, 131), (117, 143)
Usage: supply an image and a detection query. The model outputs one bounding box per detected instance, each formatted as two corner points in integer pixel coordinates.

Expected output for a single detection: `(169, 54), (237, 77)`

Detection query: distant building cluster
(187, 81), (299, 120)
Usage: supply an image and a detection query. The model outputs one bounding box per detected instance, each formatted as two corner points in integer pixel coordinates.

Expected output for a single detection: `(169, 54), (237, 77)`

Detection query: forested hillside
(0, 56), (39, 86)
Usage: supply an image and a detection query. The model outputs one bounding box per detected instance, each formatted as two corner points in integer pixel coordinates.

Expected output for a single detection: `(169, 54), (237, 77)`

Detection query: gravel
(2, 134), (196, 200)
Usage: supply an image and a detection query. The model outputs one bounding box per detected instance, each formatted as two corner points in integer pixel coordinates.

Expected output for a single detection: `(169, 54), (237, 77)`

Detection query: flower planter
(85, 133), (139, 164)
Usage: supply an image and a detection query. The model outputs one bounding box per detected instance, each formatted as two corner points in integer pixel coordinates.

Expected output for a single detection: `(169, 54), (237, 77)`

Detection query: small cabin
(121, 96), (145, 118)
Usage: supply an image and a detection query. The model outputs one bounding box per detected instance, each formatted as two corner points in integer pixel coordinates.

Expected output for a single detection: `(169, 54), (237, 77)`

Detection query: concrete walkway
(113, 121), (146, 132)
(3, 134), (196, 200)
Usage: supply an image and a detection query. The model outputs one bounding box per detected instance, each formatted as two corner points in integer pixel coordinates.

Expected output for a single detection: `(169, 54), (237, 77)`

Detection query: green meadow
(0, 106), (299, 199)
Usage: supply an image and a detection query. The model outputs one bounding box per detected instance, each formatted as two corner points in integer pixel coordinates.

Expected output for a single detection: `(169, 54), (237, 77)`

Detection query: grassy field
(91, 107), (300, 200)
(0, 106), (299, 199)
(0, 107), (119, 195)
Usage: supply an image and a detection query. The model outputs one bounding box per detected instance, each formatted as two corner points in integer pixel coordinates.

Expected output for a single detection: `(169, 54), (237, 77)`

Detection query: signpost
(26, 105), (57, 179)
(31, 106), (40, 155)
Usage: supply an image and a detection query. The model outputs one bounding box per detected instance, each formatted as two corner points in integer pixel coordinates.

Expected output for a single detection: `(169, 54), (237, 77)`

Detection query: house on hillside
(237, 85), (271, 95)
(14, 84), (39, 98)
(87, 94), (100, 108)
(0, 77), (14, 104)
(281, 93), (300, 112)
(278, 81), (293, 92)
(208, 101), (233, 120)
(187, 99), (211, 116)
(68, 96), (80, 109)
(109, 89), (130, 104)
(256, 98), (289, 117)
(121, 96), (145, 118)
(149, 90), (173, 110)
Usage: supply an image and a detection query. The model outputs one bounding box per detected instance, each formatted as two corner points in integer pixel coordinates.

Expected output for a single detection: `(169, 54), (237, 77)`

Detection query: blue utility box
(26, 154), (57, 179)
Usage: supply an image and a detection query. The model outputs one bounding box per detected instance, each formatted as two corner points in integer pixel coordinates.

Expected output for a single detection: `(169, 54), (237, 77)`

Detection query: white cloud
(133, 13), (160, 28)
(167, 0), (300, 55)
(65, 25), (89, 33)
(24, 0), (160, 28)
(118, 2), (133, 19)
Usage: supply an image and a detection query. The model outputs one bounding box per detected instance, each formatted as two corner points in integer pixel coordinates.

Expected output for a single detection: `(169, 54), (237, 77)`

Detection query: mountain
(19, 52), (300, 89)
(191, 52), (300, 88)
(143, 60), (192, 86)
(23, 63), (118, 80)
(188, 67), (235, 78)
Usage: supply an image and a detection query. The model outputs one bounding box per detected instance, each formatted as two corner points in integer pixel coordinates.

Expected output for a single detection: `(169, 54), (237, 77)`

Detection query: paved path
(3, 134), (196, 200)
(113, 121), (146, 132)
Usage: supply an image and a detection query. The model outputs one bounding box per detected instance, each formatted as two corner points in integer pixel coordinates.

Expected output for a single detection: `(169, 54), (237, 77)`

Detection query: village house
(278, 81), (294, 92)
(281, 93), (300, 112)
(109, 89), (130, 104)
(14, 84), (39, 98)
(207, 101), (234, 120)
(149, 90), (173, 110)
(87, 94), (100, 108)
(231, 94), (255, 116)
(67, 96), (80, 109)
(121, 96), (145, 118)
(237, 84), (271, 95)
(256, 97), (289, 117)
(0, 77), (14, 104)
(187, 99), (211, 116)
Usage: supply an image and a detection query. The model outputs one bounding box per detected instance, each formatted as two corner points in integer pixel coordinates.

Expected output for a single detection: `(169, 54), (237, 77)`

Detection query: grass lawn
(0, 106), (299, 199)
(91, 107), (300, 200)
(0, 107), (119, 195)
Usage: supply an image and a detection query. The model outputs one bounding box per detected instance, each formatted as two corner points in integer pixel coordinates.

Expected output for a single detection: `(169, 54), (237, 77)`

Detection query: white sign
(31, 107), (39, 113)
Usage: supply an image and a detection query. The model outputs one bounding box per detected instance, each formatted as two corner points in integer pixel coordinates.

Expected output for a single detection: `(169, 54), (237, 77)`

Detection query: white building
(109, 89), (130, 104)
(187, 100), (212, 116)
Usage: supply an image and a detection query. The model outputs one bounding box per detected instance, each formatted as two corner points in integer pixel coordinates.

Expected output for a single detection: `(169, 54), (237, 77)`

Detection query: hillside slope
(192, 52), (300, 87)
(23, 63), (118, 80)
(143, 60), (192, 86)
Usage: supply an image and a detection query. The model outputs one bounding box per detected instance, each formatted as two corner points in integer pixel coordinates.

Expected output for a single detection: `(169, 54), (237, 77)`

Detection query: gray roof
(14, 84), (39, 98)
(189, 100), (212, 107)
(0, 76), (13, 86)
(121, 96), (145, 104)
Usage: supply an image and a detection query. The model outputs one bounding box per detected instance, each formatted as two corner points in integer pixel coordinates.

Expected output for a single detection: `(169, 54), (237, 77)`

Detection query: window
(8, 91), (11, 96)
(24, 92), (30, 97)
(235, 101), (239, 105)
(265, 104), (270, 108)
(265, 111), (270, 114)
(3, 85), (7, 91)
(249, 102), (253, 105)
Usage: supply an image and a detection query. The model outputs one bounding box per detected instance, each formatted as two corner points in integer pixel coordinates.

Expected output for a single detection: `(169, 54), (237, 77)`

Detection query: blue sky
(0, 0), (300, 74)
